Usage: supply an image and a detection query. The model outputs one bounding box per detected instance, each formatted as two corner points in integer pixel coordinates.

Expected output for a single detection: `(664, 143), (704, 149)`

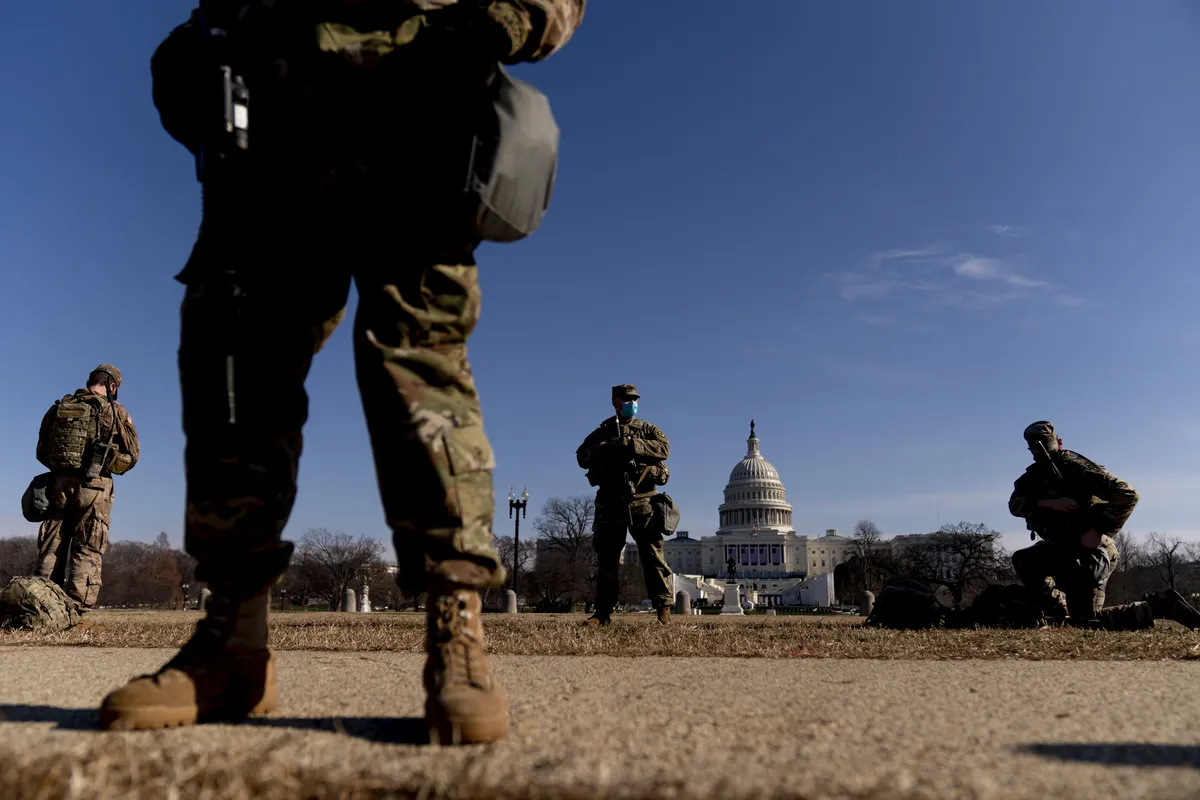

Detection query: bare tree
(1143, 532), (1197, 591)
(294, 528), (387, 609)
(533, 496), (596, 562)
(529, 495), (599, 607)
(899, 522), (1011, 609)
(0, 536), (38, 586)
(1111, 530), (1145, 572)
(851, 519), (883, 589)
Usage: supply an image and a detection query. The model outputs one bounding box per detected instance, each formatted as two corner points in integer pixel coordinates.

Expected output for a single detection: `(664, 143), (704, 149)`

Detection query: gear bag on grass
(960, 583), (1043, 629)
(863, 579), (946, 630)
(0, 577), (81, 633)
(464, 65), (559, 243)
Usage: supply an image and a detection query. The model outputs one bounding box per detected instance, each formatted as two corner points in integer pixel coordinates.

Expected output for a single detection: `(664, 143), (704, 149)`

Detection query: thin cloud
(988, 224), (1022, 238)
(831, 243), (1073, 311)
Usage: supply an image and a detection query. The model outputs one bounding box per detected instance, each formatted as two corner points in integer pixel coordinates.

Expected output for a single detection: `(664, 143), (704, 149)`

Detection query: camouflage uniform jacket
(575, 417), (670, 501)
(150, 0), (586, 155)
(1008, 449), (1138, 547)
(36, 390), (141, 481)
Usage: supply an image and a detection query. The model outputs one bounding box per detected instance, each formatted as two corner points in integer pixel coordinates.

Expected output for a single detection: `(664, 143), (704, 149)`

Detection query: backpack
(650, 492), (681, 537)
(958, 583), (1044, 629)
(0, 576), (81, 633)
(863, 579), (946, 630)
(41, 395), (101, 471)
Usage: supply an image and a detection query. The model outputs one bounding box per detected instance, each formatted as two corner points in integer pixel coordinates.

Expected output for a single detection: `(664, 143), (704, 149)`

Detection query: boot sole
(99, 696), (276, 731)
(427, 710), (509, 745)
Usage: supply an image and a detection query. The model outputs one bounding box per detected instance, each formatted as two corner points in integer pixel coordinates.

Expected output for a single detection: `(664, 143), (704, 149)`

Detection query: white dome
(716, 421), (794, 534)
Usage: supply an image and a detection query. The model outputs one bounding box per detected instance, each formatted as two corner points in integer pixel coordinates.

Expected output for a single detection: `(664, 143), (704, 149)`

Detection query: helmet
(92, 364), (123, 388)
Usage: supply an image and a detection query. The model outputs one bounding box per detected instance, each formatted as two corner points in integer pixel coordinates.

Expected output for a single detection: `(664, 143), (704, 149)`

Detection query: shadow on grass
(1019, 742), (1200, 768)
(0, 704), (429, 745)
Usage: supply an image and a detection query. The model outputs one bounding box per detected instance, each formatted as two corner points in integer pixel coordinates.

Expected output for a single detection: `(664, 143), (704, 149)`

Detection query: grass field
(2, 609), (1198, 660)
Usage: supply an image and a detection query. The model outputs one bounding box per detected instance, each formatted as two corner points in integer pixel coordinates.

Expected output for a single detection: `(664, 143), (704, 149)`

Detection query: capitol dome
(717, 421), (794, 534)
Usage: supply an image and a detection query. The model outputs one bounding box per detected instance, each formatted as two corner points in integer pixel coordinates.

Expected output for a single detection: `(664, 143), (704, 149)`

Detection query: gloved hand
(480, 1), (531, 60)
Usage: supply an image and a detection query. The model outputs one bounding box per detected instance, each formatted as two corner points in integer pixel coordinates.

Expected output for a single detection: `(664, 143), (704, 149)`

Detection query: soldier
(33, 365), (140, 613)
(575, 384), (675, 626)
(1008, 420), (1200, 630)
(98, 0), (586, 743)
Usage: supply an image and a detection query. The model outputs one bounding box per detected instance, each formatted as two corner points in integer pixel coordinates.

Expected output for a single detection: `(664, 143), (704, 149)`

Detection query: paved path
(2, 647), (1200, 799)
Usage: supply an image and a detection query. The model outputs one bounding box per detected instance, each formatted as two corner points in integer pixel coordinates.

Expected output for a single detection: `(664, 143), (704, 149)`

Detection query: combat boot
(1147, 589), (1200, 630)
(656, 605), (671, 625)
(583, 612), (611, 626)
(424, 583), (508, 745)
(98, 587), (275, 730)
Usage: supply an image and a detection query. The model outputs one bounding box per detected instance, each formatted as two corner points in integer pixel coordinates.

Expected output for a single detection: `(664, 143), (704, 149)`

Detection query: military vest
(41, 394), (103, 471)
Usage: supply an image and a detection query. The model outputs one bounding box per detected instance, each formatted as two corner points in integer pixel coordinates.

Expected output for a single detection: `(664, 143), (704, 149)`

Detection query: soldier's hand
(1080, 529), (1102, 549)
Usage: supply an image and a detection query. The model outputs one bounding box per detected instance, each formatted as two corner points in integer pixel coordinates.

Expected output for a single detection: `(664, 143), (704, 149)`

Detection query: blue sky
(3, 1), (1198, 560)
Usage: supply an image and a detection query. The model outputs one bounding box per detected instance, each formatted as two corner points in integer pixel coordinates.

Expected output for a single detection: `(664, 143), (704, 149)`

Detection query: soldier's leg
(589, 502), (627, 622)
(629, 497), (672, 618)
(61, 482), (114, 612)
(1011, 541), (1070, 623)
(99, 249), (352, 731)
(353, 254), (509, 744)
(1056, 538), (1118, 624)
(34, 518), (69, 585)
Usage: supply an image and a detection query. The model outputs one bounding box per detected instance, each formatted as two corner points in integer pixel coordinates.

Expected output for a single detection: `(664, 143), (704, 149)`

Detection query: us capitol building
(624, 421), (856, 607)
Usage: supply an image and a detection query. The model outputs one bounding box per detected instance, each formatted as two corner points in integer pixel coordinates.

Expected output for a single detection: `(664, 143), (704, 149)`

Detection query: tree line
(835, 519), (1200, 608)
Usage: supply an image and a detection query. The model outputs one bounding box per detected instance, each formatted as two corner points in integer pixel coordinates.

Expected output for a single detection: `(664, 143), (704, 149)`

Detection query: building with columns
(624, 421), (857, 607)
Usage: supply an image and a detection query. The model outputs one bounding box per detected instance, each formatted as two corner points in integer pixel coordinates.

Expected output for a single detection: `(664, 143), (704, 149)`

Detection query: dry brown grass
(2, 610), (1198, 660)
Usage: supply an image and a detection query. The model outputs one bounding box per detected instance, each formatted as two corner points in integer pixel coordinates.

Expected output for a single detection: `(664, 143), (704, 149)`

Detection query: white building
(626, 421), (855, 607)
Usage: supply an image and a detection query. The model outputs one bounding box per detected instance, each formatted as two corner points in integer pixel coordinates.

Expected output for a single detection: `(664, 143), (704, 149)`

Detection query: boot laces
(433, 591), (480, 686)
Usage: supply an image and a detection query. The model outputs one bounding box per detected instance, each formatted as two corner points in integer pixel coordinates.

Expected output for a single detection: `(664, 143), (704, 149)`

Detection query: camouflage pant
(177, 202), (505, 597)
(34, 474), (113, 610)
(1012, 536), (1126, 622)
(592, 493), (672, 614)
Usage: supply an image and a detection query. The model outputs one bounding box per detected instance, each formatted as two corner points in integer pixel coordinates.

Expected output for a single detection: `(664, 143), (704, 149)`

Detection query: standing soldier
(98, 0), (586, 743)
(34, 365), (140, 613)
(1008, 420), (1200, 630)
(576, 385), (677, 626)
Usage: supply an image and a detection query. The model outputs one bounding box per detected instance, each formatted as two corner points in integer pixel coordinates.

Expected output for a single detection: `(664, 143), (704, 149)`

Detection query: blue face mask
(619, 400), (638, 419)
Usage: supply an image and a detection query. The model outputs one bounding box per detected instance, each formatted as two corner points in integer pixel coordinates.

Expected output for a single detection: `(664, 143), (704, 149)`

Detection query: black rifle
(613, 415), (638, 527)
(1028, 441), (1065, 541)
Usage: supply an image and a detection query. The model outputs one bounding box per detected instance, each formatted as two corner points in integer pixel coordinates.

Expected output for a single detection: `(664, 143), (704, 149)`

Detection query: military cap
(1023, 420), (1056, 446)
(611, 384), (640, 400)
(92, 364), (123, 388)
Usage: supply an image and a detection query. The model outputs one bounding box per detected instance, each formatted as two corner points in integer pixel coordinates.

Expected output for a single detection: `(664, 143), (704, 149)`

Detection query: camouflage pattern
(1011, 535), (1119, 622)
(314, 1), (586, 64)
(177, 249), (506, 596)
(92, 364), (123, 387)
(576, 414), (673, 612)
(34, 476), (115, 610)
(0, 576), (81, 633)
(1008, 449), (1139, 545)
(32, 389), (139, 611)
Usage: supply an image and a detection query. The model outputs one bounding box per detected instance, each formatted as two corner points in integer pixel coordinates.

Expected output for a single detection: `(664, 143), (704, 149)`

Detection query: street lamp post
(507, 487), (529, 600)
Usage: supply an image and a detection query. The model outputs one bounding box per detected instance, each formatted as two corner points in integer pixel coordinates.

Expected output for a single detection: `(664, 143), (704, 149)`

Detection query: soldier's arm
(113, 405), (141, 471)
(488, 0), (585, 64)
(149, 8), (220, 154)
(1008, 470), (1039, 519)
(631, 423), (670, 462)
(1082, 467), (1139, 534)
(575, 426), (608, 469)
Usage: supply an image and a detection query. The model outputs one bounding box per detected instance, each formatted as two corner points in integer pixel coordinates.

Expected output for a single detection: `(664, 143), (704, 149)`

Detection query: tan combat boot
(582, 612), (611, 626)
(656, 606), (671, 625)
(424, 584), (508, 744)
(98, 588), (276, 730)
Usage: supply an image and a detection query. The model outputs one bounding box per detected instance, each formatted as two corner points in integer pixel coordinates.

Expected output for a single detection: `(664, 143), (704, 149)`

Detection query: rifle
(1027, 442), (1065, 541)
(613, 415), (637, 527)
(83, 401), (119, 481)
